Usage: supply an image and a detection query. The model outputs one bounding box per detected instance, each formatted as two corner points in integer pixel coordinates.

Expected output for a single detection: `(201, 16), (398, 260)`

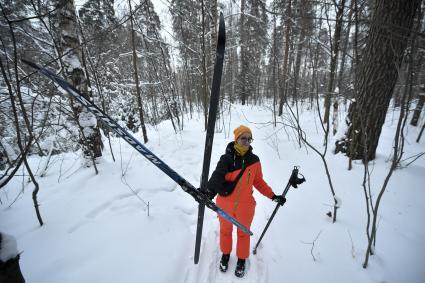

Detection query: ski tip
(217, 12), (225, 47)
(238, 220), (253, 235)
(219, 12), (224, 24)
(21, 59), (39, 70)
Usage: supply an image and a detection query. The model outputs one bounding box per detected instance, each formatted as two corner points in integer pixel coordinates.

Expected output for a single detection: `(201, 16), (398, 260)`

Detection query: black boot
(235, 258), (246, 278)
(219, 254), (230, 272)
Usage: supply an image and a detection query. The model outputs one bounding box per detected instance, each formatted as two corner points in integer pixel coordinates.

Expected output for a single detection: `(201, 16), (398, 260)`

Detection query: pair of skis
(23, 13), (250, 264)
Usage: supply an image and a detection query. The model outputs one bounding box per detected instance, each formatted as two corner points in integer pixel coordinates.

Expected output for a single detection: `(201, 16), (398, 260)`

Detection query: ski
(194, 13), (226, 264)
(22, 58), (253, 237)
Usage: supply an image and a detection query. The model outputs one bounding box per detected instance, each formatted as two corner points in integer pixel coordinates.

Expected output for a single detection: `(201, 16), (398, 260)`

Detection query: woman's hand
(272, 194), (286, 206)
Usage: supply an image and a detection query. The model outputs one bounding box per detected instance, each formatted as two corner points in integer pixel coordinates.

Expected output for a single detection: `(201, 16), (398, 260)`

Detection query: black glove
(203, 187), (216, 200)
(272, 194), (286, 206)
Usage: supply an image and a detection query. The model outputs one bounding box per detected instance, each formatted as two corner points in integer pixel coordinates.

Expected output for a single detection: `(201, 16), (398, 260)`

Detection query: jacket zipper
(233, 164), (251, 213)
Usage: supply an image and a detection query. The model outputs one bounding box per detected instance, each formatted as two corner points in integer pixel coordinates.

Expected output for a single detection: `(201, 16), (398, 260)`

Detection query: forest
(0, 0), (424, 282)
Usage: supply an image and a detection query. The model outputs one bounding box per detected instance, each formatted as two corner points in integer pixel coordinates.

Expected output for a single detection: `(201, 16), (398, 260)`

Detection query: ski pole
(253, 166), (305, 255)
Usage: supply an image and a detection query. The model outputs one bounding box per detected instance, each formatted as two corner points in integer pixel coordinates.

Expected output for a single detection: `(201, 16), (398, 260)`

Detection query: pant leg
(217, 198), (236, 255)
(219, 214), (233, 255)
(235, 203), (255, 259)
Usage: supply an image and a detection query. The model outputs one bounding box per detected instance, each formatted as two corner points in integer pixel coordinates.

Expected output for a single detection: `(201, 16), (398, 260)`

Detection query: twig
(302, 230), (322, 261)
(347, 229), (355, 258)
(118, 140), (149, 211)
(401, 152), (425, 167)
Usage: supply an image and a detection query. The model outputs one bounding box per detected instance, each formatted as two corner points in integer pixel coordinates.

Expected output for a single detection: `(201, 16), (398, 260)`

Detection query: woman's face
(236, 133), (253, 149)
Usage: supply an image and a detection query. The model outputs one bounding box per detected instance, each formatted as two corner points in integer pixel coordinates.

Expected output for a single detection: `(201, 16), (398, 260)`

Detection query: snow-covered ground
(1, 103), (424, 283)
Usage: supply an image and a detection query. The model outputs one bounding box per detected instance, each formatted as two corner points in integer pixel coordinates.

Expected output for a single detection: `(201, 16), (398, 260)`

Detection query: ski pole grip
(289, 167), (299, 188)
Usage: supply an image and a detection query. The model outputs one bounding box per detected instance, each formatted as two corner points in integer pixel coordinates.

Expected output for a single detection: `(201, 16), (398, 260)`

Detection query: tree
(323, 0), (346, 132)
(57, 0), (103, 159)
(291, 0), (314, 104)
(411, 86), (425, 127)
(170, 0), (202, 116)
(277, 0), (292, 115)
(336, 0), (421, 161)
(127, 0), (148, 142)
(138, 0), (180, 131)
(239, 0), (269, 105)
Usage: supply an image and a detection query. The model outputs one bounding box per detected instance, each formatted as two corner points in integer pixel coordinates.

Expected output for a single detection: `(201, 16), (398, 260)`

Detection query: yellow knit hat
(233, 125), (252, 141)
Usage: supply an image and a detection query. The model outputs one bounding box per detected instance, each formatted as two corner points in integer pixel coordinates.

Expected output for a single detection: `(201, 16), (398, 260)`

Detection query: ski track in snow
(174, 205), (197, 218)
(181, 217), (269, 283)
(67, 192), (145, 233)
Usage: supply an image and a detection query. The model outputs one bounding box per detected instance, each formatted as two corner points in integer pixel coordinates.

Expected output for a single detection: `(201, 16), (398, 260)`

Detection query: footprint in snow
(67, 219), (92, 234)
(86, 201), (111, 219)
(174, 205), (196, 216)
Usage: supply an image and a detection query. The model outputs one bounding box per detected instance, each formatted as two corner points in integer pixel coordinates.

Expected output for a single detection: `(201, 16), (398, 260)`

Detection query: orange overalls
(209, 142), (274, 259)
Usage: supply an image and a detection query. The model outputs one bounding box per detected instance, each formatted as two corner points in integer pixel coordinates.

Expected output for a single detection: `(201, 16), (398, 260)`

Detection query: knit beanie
(233, 125), (252, 141)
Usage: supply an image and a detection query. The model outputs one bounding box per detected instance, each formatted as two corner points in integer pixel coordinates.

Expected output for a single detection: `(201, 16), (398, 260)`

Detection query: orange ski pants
(217, 200), (255, 259)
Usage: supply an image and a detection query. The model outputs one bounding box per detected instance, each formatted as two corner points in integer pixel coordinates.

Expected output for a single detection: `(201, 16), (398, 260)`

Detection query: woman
(207, 125), (286, 278)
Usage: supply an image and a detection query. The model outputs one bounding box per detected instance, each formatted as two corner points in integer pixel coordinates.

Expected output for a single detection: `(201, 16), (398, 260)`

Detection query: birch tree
(57, 0), (103, 159)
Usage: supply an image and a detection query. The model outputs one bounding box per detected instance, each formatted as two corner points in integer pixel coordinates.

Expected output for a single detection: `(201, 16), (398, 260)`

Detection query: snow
(63, 52), (83, 72)
(78, 110), (97, 128)
(151, 0), (175, 45)
(0, 104), (424, 283)
(0, 137), (18, 161)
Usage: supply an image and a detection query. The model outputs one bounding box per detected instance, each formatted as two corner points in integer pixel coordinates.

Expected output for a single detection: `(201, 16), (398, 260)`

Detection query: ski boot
(219, 254), (230, 272)
(235, 258), (246, 278)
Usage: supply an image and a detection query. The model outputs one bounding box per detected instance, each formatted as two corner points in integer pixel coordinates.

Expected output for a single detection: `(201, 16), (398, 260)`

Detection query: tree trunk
(57, 0), (103, 158)
(128, 0), (148, 143)
(337, 0), (420, 161)
(228, 1), (236, 104)
(240, 0), (247, 105)
(410, 87), (425, 127)
(337, 0), (355, 95)
(417, 122), (425, 143)
(210, 0), (218, 67)
(323, 0), (345, 127)
(272, 12), (278, 127)
(292, 0), (308, 104)
(278, 0), (292, 116)
(201, 0), (209, 129)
